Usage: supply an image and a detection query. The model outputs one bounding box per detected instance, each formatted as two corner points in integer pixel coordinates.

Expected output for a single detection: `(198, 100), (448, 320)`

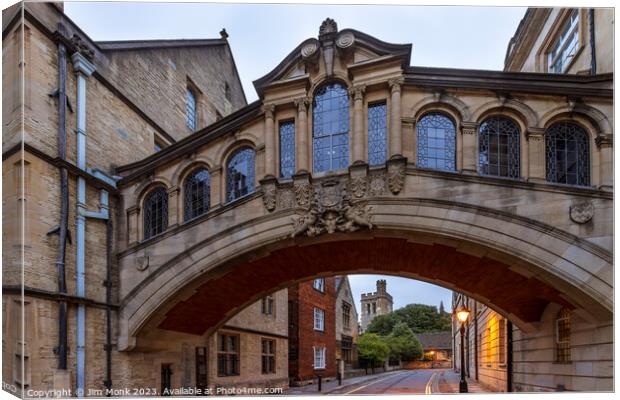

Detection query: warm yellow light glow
(454, 305), (470, 323)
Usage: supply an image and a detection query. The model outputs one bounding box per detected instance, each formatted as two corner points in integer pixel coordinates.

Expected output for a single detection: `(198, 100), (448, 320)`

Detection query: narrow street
(330, 369), (438, 395)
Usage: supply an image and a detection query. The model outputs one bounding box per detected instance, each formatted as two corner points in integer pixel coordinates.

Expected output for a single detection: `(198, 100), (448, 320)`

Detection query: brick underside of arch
(157, 237), (571, 335)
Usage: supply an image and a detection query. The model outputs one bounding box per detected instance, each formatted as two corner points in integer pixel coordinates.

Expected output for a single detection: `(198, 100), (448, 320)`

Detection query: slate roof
(417, 331), (452, 351)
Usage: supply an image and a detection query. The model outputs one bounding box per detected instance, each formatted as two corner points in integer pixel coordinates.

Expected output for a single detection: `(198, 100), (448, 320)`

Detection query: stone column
(210, 166), (222, 208)
(262, 103), (276, 178)
(350, 85), (366, 164)
(596, 134), (613, 191)
(127, 206), (139, 246)
(388, 77), (404, 158)
(294, 97), (310, 173)
(167, 186), (180, 227)
(526, 128), (546, 183)
(460, 122), (478, 174)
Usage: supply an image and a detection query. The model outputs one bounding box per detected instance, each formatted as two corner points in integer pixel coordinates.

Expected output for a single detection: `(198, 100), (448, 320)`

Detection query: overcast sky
(64, 1), (527, 316)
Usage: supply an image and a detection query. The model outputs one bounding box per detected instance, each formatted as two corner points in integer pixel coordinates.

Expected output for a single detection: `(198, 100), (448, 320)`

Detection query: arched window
(554, 308), (571, 363)
(312, 82), (349, 173)
(184, 168), (210, 221)
(479, 116), (520, 178)
(143, 187), (168, 240)
(226, 147), (255, 202)
(416, 113), (456, 171)
(545, 122), (589, 186)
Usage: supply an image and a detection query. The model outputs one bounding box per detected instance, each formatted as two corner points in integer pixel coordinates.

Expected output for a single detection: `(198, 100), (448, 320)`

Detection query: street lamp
(454, 305), (470, 393)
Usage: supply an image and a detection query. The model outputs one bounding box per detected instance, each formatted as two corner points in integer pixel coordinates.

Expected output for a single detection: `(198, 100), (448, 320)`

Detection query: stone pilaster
(127, 205), (139, 246)
(210, 166), (223, 208)
(460, 121), (478, 174)
(350, 85), (366, 164)
(262, 103), (276, 178)
(167, 186), (180, 227)
(596, 134), (613, 191)
(294, 97), (310, 173)
(388, 77), (404, 158)
(526, 128), (546, 183)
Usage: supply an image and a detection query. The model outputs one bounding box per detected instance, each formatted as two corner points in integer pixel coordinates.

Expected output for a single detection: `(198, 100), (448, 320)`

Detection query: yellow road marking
(344, 370), (411, 394)
(425, 371), (438, 394)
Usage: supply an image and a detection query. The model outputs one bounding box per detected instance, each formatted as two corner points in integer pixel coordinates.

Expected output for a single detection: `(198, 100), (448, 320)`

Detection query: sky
(63, 1), (525, 316)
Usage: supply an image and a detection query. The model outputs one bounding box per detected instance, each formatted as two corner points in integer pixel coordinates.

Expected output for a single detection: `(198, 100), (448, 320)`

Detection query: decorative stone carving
(294, 181), (313, 207)
(349, 176), (367, 198)
(570, 201), (594, 224)
(350, 85), (366, 101)
(336, 31), (355, 49)
(369, 175), (387, 196)
(595, 134), (613, 148)
(319, 18), (338, 35)
(261, 103), (275, 118)
(387, 156), (407, 194)
(301, 39), (320, 61)
(278, 189), (296, 209)
(462, 128), (476, 135)
(263, 185), (277, 212)
(136, 255), (149, 271)
(291, 181), (372, 238)
(70, 34), (94, 59)
(388, 77), (404, 94)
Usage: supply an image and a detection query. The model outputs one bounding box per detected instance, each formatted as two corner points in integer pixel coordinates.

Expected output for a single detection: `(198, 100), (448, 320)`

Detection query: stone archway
(117, 196), (612, 351)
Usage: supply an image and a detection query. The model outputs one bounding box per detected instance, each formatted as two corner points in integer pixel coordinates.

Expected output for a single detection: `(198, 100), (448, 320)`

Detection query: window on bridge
(312, 82), (350, 173)
(416, 112), (456, 171)
(226, 147), (255, 202)
(183, 168), (210, 221)
(279, 120), (295, 179)
(368, 102), (387, 166)
(143, 187), (168, 240)
(545, 122), (590, 187)
(478, 116), (521, 179)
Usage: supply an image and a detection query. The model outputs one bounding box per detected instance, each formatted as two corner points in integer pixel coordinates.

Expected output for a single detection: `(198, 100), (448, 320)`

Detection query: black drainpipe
(507, 321), (513, 392)
(103, 216), (113, 393)
(53, 22), (69, 371)
(589, 9), (597, 75)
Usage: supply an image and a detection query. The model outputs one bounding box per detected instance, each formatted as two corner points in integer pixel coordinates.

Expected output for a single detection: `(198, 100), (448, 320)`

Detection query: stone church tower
(360, 280), (393, 333)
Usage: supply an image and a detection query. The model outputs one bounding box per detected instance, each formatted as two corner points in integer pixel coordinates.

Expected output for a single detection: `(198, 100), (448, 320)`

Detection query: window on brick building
(555, 308), (571, 363)
(217, 334), (240, 376)
(313, 347), (326, 369)
(314, 308), (325, 331)
(313, 278), (325, 292)
(186, 87), (198, 131)
(261, 295), (274, 316)
(342, 302), (351, 328)
(261, 339), (276, 374)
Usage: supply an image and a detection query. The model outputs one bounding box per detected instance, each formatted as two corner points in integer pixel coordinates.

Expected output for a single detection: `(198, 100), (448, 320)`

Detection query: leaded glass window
(479, 116), (520, 178)
(416, 113), (456, 171)
(186, 88), (197, 131)
(368, 102), (387, 166)
(279, 121), (295, 178)
(184, 168), (210, 221)
(226, 147), (255, 202)
(313, 83), (350, 173)
(545, 122), (589, 186)
(143, 187), (168, 240)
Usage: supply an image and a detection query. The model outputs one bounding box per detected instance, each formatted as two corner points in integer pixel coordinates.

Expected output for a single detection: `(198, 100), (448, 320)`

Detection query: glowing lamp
(454, 305), (470, 323)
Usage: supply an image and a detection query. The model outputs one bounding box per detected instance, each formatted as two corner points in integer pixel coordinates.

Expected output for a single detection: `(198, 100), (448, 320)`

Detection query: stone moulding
(259, 159), (407, 238)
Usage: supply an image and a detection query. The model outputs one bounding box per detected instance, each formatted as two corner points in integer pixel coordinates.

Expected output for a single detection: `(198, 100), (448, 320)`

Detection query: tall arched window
(143, 187), (168, 240)
(226, 147), (255, 202)
(545, 122), (589, 186)
(416, 113), (456, 171)
(184, 168), (210, 221)
(479, 116), (520, 178)
(313, 82), (349, 173)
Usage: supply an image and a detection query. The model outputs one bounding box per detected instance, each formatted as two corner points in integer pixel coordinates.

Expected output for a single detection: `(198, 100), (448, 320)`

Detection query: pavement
(284, 368), (489, 395)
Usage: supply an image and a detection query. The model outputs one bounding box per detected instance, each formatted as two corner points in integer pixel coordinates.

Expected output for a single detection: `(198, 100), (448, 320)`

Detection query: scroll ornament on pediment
(291, 180), (372, 238)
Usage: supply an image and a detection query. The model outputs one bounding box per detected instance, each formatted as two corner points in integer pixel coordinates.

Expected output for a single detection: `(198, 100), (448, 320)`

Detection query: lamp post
(454, 305), (471, 393)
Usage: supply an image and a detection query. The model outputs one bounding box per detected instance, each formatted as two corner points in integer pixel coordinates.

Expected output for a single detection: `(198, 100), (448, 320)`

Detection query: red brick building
(288, 277), (337, 385)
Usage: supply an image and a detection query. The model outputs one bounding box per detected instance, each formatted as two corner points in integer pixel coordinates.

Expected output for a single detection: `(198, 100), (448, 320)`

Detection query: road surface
(330, 369), (442, 395)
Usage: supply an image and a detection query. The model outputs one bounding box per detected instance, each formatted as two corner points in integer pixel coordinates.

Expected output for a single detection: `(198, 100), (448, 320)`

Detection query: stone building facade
(360, 279), (393, 333)
(288, 278), (337, 385)
(3, 2), (614, 396)
(334, 276), (359, 369)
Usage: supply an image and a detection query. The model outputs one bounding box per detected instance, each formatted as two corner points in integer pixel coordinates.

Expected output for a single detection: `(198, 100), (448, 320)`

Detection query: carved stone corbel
(260, 176), (278, 212)
(348, 162), (369, 199)
(293, 172), (312, 207)
(386, 155), (407, 195)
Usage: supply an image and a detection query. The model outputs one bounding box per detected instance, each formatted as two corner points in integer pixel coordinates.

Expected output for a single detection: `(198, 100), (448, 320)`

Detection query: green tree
(385, 322), (423, 361)
(357, 333), (389, 371)
(368, 303), (452, 334)
(365, 313), (398, 335)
